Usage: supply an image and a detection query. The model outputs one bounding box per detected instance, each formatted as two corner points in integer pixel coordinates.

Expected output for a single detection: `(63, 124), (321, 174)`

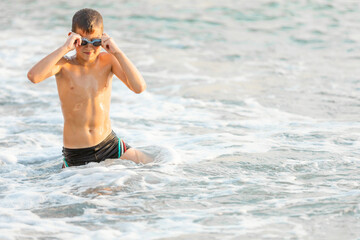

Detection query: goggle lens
(81, 38), (101, 47)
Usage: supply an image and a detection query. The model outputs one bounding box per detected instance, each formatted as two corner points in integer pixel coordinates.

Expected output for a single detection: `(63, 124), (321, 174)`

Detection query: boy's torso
(55, 53), (114, 149)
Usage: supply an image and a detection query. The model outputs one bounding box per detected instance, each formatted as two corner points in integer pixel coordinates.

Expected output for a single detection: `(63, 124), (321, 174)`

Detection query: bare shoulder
(98, 52), (118, 73)
(58, 55), (72, 65)
(56, 56), (73, 69)
(54, 56), (72, 77)
(98, 52), (114, 62)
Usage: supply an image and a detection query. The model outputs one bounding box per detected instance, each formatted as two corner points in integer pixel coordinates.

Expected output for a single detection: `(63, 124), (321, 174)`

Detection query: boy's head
(72, 8), (103, 34)
(71, 8), (103, 62)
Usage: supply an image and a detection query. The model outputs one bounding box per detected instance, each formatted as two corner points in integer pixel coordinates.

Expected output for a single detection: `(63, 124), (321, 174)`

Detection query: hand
(63, 32), (82, 52)
(101, 33), (120, 54)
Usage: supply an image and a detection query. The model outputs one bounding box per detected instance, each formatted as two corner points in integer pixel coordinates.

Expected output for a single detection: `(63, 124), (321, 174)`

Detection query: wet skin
(28, 25), (152, 163)
(56, 28), (113, 148)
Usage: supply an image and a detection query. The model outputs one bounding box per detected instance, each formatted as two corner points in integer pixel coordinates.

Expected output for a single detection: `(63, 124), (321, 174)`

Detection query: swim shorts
(62, 130), (131, 168)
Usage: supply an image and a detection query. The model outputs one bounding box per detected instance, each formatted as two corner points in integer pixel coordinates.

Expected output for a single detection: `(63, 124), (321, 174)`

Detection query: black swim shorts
(62, 130), (131, 168)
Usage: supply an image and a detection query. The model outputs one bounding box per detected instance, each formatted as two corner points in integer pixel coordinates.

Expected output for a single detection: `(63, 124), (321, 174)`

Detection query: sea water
(0, 0), (359, 239)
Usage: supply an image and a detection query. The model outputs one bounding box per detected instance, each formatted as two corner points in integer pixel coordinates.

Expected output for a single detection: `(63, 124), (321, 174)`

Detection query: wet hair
(72, 8), (103, 33)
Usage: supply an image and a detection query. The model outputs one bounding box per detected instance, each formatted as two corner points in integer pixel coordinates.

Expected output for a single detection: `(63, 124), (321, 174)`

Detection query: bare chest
(56, 64), (113, 99)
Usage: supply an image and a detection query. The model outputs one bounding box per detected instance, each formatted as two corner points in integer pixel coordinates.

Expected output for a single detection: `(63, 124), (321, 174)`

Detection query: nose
(83, 44), (93, 51)
(85, 43), (92, 48)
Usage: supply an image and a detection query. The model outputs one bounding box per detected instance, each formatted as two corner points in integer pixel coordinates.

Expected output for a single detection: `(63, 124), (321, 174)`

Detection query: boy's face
(74, 25), (103, 62)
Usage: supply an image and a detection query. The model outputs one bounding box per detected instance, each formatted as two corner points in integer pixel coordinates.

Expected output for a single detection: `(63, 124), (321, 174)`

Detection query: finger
(101, 42), (110, 50)
(102, 33), (111, 41)
(103, 38), (111, 45)
(101, 38), (108, 46)
(101, 37), (109, 44)
(76, 36), (81, 47)
(102, 39), (110, 49)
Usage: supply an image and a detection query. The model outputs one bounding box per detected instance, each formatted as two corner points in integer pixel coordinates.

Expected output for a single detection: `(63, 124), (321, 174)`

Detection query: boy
(27, 8), (152, 167)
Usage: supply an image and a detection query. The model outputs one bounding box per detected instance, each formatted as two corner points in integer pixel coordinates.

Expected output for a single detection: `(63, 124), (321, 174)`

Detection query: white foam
(2, 191), (45, 209)
(1, 1), (359, 239)
(0, 153), (17, 165)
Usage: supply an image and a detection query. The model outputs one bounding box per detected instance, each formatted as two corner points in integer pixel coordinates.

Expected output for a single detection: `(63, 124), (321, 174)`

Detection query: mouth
(83, 52), (92, 55)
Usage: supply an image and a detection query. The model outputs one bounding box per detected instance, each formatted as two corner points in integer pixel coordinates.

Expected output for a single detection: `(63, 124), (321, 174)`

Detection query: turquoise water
(0, 0), (359, 239)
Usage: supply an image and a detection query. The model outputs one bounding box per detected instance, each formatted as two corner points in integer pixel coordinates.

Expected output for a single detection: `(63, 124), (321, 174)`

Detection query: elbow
(27, 71), (39, 84)
(134, 83), (147, 94)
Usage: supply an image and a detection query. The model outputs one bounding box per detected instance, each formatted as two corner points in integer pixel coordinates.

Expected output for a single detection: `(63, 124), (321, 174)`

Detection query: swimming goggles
(81, 38), (102, 47)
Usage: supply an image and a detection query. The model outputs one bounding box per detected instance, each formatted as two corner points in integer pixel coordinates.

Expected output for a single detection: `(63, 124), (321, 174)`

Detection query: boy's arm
(27, 32), (82, 84)
(101, 33), (146, 94)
